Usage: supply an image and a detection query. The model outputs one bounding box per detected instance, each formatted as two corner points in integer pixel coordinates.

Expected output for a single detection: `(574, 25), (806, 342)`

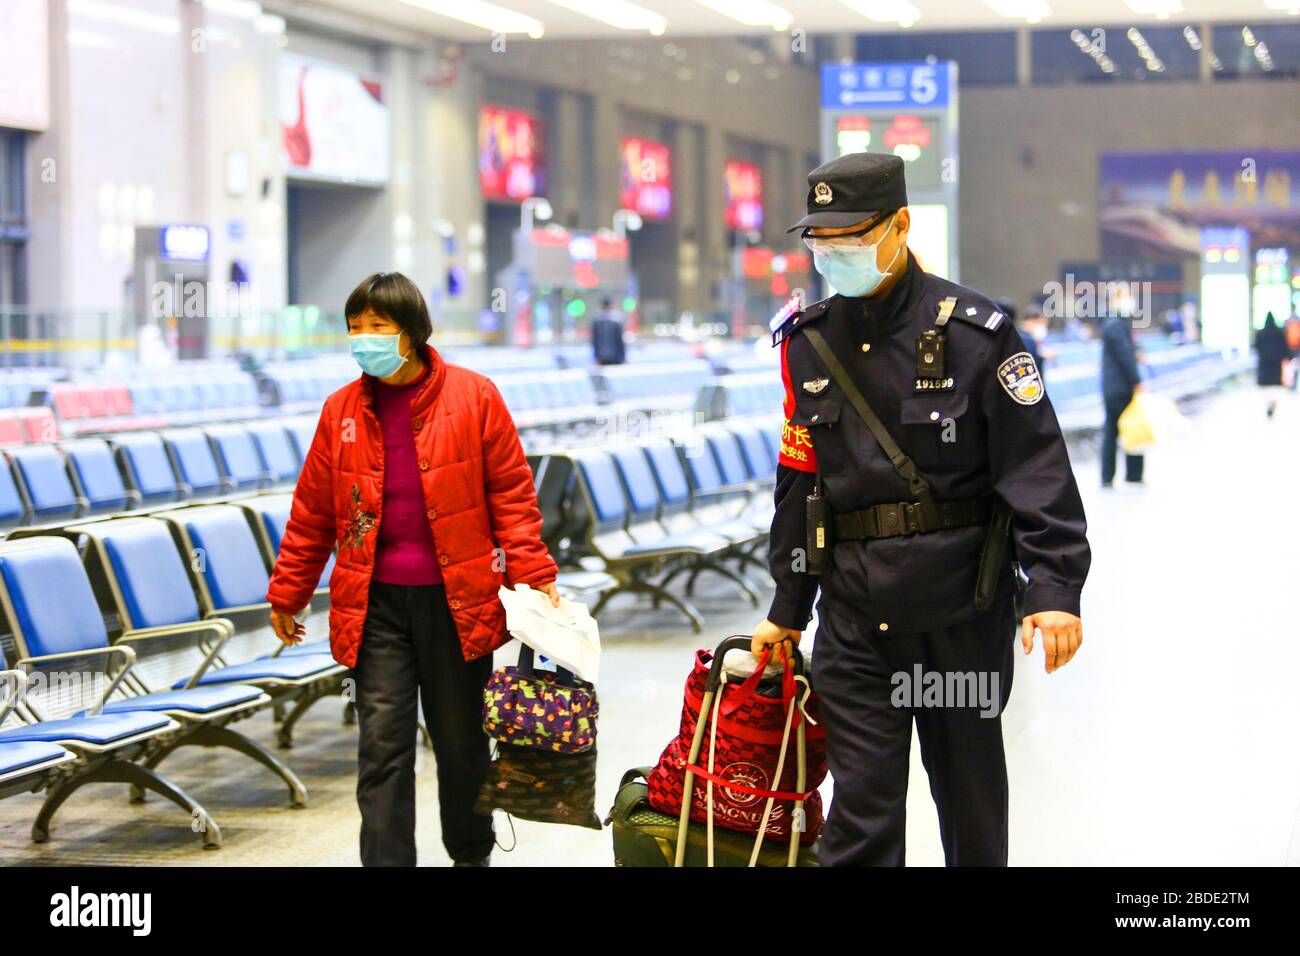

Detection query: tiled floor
(2, 380), (1296, 866)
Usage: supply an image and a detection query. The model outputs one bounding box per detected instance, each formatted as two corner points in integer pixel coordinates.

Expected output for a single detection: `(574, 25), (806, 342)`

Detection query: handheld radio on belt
(805, 474), (829, 576)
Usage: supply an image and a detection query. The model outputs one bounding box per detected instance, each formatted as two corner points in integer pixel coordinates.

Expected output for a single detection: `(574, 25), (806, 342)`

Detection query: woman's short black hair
(344, 272), (432, 349)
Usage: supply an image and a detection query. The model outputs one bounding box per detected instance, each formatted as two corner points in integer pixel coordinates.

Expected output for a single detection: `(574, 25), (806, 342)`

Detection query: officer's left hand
(1021, 612), (1082, 673)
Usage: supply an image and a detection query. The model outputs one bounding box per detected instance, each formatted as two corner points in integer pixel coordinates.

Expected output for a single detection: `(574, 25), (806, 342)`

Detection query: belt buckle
(877, 503), (903, 536)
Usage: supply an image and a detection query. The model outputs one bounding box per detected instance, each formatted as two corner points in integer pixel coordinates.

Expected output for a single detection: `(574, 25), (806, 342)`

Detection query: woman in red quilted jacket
(267, 272), (559, 867)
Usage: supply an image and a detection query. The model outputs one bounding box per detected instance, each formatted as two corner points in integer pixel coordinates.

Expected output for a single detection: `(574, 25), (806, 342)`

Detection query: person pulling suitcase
(751, 153), (1091, 866)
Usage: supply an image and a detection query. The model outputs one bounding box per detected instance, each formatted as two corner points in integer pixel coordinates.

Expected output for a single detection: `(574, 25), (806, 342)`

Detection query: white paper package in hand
(497, 583), (602, 683)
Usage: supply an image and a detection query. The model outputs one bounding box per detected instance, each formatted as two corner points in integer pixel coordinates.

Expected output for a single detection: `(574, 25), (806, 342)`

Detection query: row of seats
(30, 373), (265, 438)
(0, 368), (65, 411)
(0, 417), (315, 529)
(696, 373), (785, 421)
(16, 339), (772, 448)
(128, 371), (262, 422)
(591, 359), (715, 414)
(0, 495), (344, 847)
(531, 419), (779, 632)
(258, 353), (724, 436)
(493, 369), (603, 430)
(1048, 344), (1251, 431)
(0, 390), (785, 848)
(0, 408), (59, 447)
(258, 361), (355, 414)
(694, 343), (1248, 433)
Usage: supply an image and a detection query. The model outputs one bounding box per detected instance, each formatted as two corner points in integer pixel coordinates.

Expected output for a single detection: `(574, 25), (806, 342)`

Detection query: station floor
(2, 379), (1297, 867)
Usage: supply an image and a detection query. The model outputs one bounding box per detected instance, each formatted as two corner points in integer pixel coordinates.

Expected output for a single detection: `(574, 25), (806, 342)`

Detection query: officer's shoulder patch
(946, 300), (1006, 333)
(996, 351), (1044, 405)
(770, 295), (833, 347)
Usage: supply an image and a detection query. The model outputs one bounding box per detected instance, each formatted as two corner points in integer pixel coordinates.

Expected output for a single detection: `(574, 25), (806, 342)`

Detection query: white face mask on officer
(808, 213), (903, 299)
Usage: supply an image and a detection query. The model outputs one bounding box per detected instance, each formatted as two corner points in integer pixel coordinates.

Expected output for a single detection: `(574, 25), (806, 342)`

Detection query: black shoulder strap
(802, 325), (939, 522)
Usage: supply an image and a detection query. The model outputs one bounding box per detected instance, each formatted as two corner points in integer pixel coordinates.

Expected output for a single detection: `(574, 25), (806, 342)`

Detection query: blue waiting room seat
(244, 420), (301, 484)
(0, 537), (223, 844)
(60, 438), (135, 513)
(112, 432), (181, 504)
(5, 445), (84, 520)
(160, 428), (227, 498)
(147, 506), (346, 749)
(0, 671), (77, 801)
(0, 459), (26, 529)
(205, 424), (270, 492)
(0, 533), (308, 844)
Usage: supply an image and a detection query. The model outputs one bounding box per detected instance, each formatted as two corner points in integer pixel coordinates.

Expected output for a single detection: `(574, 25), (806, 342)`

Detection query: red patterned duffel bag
(646, 640), (828, 847)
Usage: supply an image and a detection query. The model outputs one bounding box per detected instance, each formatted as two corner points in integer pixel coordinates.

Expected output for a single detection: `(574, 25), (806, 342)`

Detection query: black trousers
(812, 600), (1016, 866)
(352, 581), (494, 866)
(1101, 391), (1144, 485)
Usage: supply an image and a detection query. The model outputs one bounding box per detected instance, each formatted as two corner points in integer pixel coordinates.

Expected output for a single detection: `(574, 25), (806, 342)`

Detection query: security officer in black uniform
(751, 153), (1090, 866)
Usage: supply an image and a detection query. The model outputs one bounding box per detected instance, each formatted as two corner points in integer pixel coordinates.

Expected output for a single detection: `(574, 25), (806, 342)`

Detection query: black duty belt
(833, 497), (994, 541)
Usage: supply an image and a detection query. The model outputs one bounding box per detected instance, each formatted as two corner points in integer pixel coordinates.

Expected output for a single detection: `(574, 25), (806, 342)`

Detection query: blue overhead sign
(821, 62), (951, 110)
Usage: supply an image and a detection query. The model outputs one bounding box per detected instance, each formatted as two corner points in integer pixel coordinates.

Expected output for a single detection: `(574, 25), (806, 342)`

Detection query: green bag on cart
(606, 768), (820, 868)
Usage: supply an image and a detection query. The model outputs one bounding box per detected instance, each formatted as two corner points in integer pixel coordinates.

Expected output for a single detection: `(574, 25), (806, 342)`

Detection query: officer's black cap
(787, 152), (908, 233)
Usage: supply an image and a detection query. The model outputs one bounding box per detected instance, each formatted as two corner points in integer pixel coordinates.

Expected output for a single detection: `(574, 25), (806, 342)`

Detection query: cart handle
(707, 634), (805, 691)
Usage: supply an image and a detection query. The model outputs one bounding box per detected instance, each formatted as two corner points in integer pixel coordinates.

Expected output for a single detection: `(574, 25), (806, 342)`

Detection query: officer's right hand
(751, 619), (801, 663)
(269, 608), (306, 646)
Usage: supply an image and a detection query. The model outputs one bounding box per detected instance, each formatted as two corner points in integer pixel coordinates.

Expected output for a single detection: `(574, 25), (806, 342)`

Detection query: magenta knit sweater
(371, 362), (443, 586)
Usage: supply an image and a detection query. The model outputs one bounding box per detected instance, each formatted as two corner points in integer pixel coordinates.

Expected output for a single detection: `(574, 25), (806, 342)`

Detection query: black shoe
(453, 856), (491, 867)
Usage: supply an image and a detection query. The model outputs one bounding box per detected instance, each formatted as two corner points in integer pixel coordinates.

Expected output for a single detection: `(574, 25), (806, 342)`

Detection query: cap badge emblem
(813, 182), (833, 205)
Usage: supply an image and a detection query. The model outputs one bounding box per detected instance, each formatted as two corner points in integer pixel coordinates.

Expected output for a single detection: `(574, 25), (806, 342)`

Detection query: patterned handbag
(482, 645), (598, 754)
(474, 746), (601, 830)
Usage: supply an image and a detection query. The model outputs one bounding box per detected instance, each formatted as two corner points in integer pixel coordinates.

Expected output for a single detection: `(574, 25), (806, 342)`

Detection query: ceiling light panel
(396, 0), (545, 37)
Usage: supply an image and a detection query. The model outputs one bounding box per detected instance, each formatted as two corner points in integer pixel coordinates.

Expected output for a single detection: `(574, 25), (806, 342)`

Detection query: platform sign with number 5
(819, 60), (959, 282)
(820, 62), (951, 110)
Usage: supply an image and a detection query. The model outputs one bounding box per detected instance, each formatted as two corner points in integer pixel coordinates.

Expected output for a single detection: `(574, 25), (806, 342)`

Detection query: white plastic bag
(720, 647), (785, 682)
(497, 583), (601, 684)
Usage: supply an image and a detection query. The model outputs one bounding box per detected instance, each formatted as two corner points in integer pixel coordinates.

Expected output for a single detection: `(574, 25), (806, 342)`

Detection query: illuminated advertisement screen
(724, 160), (763, 231)
(1201, 274), (1250, 352)
(620, 137), (672, 220)
(280, 57), (389, 184)
(834, 114), (943, 190)
(1201, 226), (1250, 351)
(480, 105), (545, 202)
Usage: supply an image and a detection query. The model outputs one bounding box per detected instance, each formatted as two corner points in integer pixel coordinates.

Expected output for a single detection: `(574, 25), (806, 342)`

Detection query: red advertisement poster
(479, 105), (546, 202)
(619, 137), (672, 219)
(724, 159), (763, 231)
